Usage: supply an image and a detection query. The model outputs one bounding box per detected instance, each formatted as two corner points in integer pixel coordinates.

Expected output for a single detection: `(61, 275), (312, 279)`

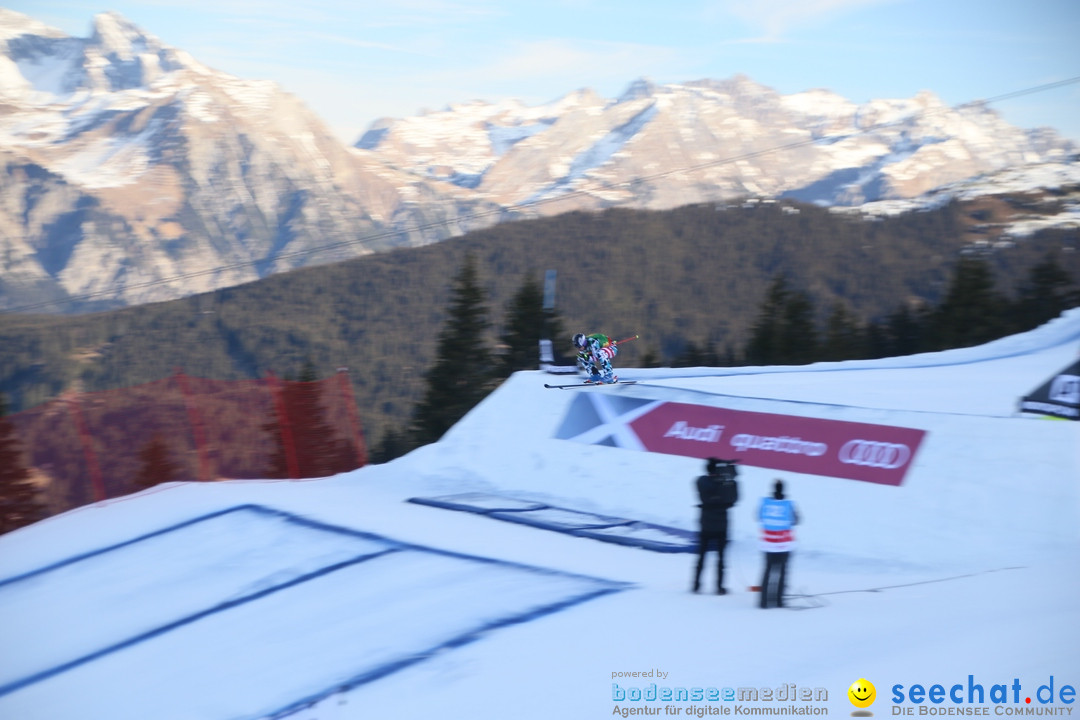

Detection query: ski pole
(612, 334), (640, 346)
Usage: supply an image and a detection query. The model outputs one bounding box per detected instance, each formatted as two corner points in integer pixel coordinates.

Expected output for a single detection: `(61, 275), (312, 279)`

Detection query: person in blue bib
(758, 479), (799, 609)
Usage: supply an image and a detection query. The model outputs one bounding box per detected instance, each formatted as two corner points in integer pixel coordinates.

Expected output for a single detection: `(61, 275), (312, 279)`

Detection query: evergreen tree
(499, 274), (562, 376)
(718, 344), (739, 367)
(672, 341), (704, 368)
(781, 290), (819, 364)
(0, 394), (46, 534)
(929, 257), (1008, 350)
(820, 303), (863, 361)
(639, 346), (663, 368)
(862, 319), (890, 359)
(885, 304), (927, 357)
(1012, 253), (1077, 332)
(133, 432), (181, 490)
(744, 276), (819, 365)
(265, 375), (357, 479)
(370, 426), (414, 464)
(673, 339), (721, 367)
(702, 340), (721, 367)
(745, 276), (790, 365)
(411, 255), (496, 446)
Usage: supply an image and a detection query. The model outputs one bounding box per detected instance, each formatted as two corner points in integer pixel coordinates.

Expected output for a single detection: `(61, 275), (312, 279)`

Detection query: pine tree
(885, 304), (927, 357)
(781, 290), (819, 364)
(862, 318), (890, 359)
(0, 394), (47, 534)
(1012, 253), (1077, 332)
(672, 339), (721, 367)
(930, 257), (1008, 350)
(718, 344), (739, 367)
(672, 341), (704, 368)
(820, 303), (863, 361)
(702, 340), (722, 367)
(411, 255), (496, 446)
(370, 426), (414, 464)
(133, 432), (181, 490)
(745, 276), (790, 366)
(639, 346), (663, 368)
(744, 276), (819, 365)
(499, 274), (561, 376)
(265, 374), (357, 479)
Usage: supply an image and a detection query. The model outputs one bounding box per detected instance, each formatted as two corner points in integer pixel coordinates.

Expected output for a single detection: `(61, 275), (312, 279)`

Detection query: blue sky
(12, 0), (1080, 145)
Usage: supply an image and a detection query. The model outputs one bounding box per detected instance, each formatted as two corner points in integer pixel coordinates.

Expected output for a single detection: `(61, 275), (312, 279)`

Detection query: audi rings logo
(838, 439), (911, 469)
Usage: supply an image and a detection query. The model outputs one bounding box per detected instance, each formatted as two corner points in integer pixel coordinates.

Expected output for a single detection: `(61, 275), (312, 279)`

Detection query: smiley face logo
(848, 678), (876, 709)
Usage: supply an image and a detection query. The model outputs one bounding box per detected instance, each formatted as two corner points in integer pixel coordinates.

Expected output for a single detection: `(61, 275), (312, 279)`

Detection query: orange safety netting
(8, 370), (368, 517)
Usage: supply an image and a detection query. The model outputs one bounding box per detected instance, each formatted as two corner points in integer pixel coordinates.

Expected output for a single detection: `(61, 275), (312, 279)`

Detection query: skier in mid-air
(572, 332), (618, 384)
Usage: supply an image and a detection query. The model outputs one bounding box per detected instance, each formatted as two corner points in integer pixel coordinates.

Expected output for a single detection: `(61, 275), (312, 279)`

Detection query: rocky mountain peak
(617, 77), (659, 102)
(83, 11), (189, 91)
(0, 9), (65, 42)
(89, 11), (152, 59)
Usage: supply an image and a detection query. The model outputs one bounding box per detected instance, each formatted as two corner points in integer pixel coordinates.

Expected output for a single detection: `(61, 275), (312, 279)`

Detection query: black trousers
(693, 531), (727, 592)
(760, 551), (789, 608)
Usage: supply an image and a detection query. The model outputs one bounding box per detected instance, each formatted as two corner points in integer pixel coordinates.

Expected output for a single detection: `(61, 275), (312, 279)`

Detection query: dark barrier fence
(8, 369), (368, 517)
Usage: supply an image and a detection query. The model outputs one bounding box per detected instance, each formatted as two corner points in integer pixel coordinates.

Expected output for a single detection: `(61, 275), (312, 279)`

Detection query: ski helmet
(572, 333), (587, 349)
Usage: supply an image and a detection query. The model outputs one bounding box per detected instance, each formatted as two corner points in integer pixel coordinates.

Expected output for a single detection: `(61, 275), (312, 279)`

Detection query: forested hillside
(1, 199), (1077, 447)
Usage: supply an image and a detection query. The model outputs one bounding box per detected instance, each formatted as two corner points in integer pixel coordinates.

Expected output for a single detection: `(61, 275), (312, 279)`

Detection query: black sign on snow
(1020, 359), (1080, 420)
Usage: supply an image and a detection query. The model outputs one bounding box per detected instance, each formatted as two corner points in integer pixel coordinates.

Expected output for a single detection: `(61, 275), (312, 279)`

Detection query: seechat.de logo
(849, 678), (876, 716)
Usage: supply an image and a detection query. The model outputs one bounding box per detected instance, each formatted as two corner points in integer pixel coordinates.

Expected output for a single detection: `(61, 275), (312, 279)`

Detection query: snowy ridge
(0, 9), (66, 43)
(363, 74), (1076, 215)
(845, 157), (1080, 236)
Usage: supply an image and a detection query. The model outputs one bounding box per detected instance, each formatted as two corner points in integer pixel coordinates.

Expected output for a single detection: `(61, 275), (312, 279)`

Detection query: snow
(13, 42), (80, 100)
(51, 131), (155, 189)
(0, 9), (67, 43)
(780, 89), (856, 121)
(91, 12), (148, 61)
(488, 121), (553, 157)
(847, 159), (1080, 230)
(1, 312), (1079, 719)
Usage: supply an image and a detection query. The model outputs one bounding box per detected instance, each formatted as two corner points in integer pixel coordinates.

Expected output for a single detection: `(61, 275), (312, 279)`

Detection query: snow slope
(1, 312), (1078, 719)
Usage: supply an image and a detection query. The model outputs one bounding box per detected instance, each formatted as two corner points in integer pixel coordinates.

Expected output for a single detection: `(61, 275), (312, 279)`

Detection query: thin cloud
(102, 0), (503, 28)
(708, 0), (897, 43)
(292, 30), (419, 55)
(477, 38), (684, 87)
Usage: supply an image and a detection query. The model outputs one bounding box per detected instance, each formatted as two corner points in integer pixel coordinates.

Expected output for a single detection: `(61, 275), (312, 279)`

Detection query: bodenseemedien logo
(849, 678), (876, 716)
(610, 675), (829, 717)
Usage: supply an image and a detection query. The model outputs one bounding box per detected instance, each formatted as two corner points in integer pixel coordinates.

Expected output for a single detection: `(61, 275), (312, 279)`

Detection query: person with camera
(692, 457), (739, 594)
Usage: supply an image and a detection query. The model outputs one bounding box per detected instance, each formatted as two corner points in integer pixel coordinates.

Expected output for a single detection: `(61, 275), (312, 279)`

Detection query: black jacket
(696, 472), (738, 533)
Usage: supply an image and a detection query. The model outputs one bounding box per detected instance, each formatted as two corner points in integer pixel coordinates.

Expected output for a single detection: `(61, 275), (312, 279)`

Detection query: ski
(544, 380), (638, 389)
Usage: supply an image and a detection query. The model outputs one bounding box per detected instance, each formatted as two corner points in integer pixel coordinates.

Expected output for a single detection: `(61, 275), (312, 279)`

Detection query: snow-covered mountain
(0, 10), (498, 311)
(360, 75), (1077, 215)
(1, 10), (1076, 312)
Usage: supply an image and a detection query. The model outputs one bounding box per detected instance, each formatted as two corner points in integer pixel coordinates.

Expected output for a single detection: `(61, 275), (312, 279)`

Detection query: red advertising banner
(555, 395), (926, 486)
